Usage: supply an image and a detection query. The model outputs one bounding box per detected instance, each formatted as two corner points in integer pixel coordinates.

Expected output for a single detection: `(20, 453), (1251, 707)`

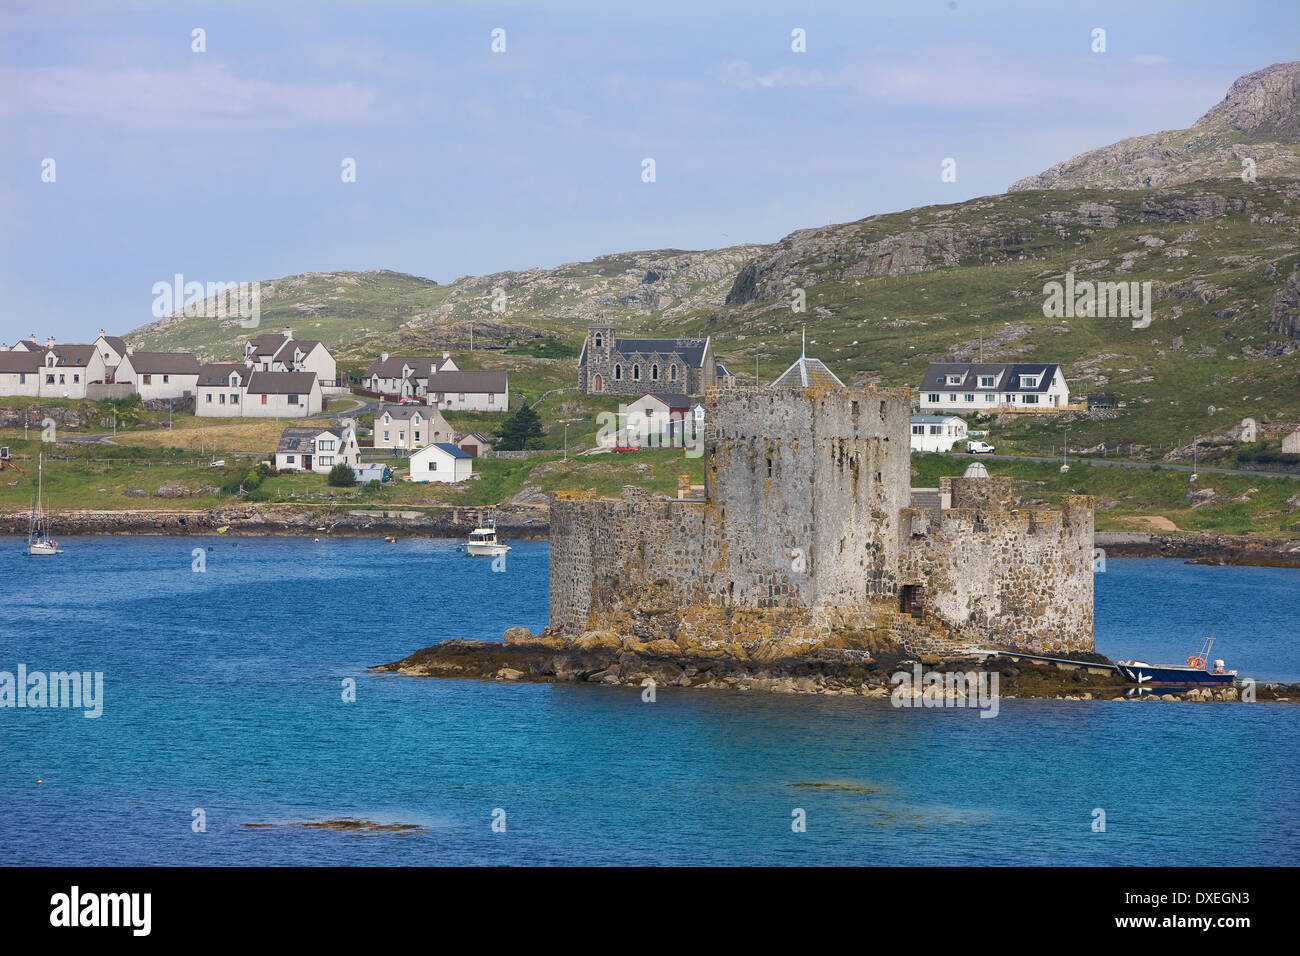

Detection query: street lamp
(560, 418), (587, 460)
(1060, 427), (1070, 473)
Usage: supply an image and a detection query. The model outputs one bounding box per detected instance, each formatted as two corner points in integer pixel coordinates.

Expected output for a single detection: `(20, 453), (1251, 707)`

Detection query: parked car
(966, 440), (995, 454)
(397, 397), (421, 405)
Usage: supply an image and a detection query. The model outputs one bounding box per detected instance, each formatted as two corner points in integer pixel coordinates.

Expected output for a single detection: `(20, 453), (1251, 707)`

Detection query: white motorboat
(463, 520), (511, 557)
(27, 453), (63, 556)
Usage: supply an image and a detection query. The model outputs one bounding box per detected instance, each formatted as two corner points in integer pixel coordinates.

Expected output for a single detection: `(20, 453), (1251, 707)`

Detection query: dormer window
(1020, 375), (1038, 388)
(979, 375), (995, 388)
(946, 375), (962, 385)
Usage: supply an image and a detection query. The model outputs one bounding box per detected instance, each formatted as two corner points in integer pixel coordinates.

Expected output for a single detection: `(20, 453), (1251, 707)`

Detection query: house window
(142, 374), (151, 385)
(488, 393), (495, 404)
(399, 432), (405, 441)
(912, 425), (924, 435)
(979, 376), (995, 388)
(458, 393), (465, 402)
(319, 456), (333, 465)
(414, 431), (421, 441)
(58, 374), (65, 384)
(73, 374), (80, 383)
(964, 394), (974, 403)
(929, 425), (942, 435)
(231, 394), (239, 404)
(383, 431), (390, 441)
(19, 374), (25, 384)
(261, 394), (268, 404)
(1023, 394), (1039, 404)
(319, 440), (334, 450)
(1021, 376), (1038, 388)
(429, 460), (438, 471)
(163, 374), (170, 383)
(927, 393), (939, 404)
(286, 455), (295, 464)
(219, 394), (226, 404)
(288, 394), (299, 405)
(947, 375), (962, 385)
(46, 374), (54, 384)
(206, 393), (213, 403)
(985, 394), (995, 403)
(948, 393), (957, 402)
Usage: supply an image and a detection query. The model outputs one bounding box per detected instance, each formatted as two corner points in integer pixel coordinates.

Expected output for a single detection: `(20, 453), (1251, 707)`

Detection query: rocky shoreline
(0, 505), (549, 538)
(1095, 531), (1300, 567)
(375, 633), (1299, 703)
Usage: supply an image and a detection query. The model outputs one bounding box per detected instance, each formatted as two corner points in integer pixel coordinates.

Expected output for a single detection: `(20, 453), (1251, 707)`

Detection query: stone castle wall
(899, 481), (1094, 653)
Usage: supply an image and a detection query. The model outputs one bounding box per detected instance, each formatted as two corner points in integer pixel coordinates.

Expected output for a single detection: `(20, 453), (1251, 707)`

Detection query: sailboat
(26, 453), (63, 556)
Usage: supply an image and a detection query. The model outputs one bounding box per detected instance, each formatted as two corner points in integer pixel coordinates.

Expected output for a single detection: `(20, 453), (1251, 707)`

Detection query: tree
(495, 403), (545, 451)
(327, 462), (356, 487)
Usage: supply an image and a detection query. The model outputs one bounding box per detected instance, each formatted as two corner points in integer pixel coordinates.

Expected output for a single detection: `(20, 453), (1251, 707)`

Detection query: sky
(2, 0), (1297, 343)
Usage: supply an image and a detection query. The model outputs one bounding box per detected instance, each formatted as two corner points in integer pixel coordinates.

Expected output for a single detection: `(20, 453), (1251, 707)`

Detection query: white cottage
(274, 423), (360, 474)
(245, 329), (340, 393)
(373, 403), (454, 452)
(195, 363), (249, 418)
(115, 351), (201, 401)
(244, 371), (323, 417)
(918, 362), (1071, 412)
(910, 415), (969, 453)
(408, 442), (473, 483)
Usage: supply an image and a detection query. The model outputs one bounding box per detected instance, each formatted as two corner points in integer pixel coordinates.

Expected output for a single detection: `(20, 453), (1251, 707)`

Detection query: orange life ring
(1186, 656), (1205, 669)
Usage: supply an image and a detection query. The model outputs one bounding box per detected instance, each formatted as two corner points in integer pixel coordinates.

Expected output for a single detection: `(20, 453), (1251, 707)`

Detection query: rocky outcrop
(1269, 261), (1300, 340)
(0, 505), (550, 538)
(377, 638), (1299, 702)
(1009, 62), (1300, 191)
(1094, 531), (1300, 566)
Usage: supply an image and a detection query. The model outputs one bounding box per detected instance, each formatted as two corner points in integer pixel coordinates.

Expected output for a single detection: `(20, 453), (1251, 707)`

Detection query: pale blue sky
(2, 0), (1297, 342)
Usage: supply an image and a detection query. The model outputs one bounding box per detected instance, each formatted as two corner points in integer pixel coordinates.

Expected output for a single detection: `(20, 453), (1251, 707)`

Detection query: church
(577, 326), (732, 396)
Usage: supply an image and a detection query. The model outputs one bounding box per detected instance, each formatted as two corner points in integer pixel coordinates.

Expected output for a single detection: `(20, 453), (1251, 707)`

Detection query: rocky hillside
(1008, 62), (1300, 191)
(127, 63), (1300, 463)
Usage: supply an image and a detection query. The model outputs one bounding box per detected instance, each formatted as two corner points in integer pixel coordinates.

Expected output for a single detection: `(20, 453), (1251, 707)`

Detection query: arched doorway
(592, 374), (604, 393)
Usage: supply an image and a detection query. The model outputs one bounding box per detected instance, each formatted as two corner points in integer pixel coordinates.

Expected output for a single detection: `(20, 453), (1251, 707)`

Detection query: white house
(918, 362), (1071, 413)
(274, 423), (360, 474)
(93, 330), (130, 382)
(910, 415), (969, 453)
(373, 403), (455, 452)
(195, 363), (249, 418)
(623, 392), (696, 444)
(0, 349), (41, 396)
(244, 371), (323, 417)
(408, 442), (473, 483)
(424, 370), (508, 412)
(245, 329), (340, 393)
(115, 351), (201, 401)
(363, 352), (459, 397)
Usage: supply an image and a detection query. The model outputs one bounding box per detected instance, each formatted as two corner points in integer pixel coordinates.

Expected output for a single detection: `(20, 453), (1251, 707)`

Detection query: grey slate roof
(634, 392), (694, 409)
(245, 371), (317, 394)
(425, 370), (508, 394)
(613, 337), (709, 367)
(276, 426), (342, 454)
(46, 344), (98, 367)
(921, 362), (1060, 393)
(197, 363), (247, 387)
(365, 355), (440, 378)
(375, 403), (445, 422)
(0, 351), (41, 373)
(771, 355), (845, 389)
(124, 351), (202, 374)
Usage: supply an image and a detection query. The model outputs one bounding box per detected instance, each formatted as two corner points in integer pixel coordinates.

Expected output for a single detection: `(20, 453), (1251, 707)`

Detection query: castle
(546, 368), (1094, 660)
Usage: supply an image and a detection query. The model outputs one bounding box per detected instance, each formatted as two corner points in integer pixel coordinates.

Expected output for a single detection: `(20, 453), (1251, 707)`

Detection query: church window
(670, 365), (677, 382)
(633, 364), (640, 380)
(651, 364), (659, 381)
(594, 333), (603, 348)
(614, 364), (622, 380)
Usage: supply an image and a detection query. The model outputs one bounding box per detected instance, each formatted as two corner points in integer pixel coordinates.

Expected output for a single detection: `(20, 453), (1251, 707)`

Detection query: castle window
(767, 457), (773, 478)
(651, 364), (659, 381)
(615, 364), (622, 380)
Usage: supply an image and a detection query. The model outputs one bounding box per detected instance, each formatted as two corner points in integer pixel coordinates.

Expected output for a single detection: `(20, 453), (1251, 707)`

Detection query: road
(950, 452), (1299, 480)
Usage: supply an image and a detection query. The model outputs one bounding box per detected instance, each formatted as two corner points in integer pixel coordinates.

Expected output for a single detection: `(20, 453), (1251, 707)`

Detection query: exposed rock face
(1270, 262), (1300, 339)
(1008, 62), (1300, 191)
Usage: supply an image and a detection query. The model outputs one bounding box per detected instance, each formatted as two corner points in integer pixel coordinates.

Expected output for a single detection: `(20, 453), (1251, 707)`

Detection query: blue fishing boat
(1115, 636), (1237, 688)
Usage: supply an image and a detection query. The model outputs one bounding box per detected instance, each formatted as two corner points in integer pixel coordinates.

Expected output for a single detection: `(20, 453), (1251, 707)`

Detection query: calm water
(1, 539), (1297, 865)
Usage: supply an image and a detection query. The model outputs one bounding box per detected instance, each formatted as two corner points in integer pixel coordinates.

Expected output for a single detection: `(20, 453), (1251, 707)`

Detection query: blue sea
(1, 537), (1297, 865)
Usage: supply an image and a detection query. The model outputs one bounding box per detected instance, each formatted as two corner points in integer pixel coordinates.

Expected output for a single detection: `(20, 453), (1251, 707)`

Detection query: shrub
(327, 462), (357, 487)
